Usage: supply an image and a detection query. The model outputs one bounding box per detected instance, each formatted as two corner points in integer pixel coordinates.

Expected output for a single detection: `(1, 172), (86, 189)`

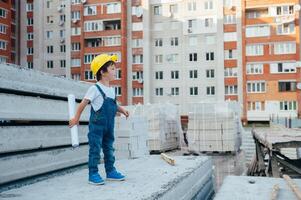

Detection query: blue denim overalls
(88, 84), (117, 175)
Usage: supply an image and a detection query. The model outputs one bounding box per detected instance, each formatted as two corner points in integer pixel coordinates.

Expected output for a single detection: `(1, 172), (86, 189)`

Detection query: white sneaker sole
(106, 178), (125, 181)
(88, 181), (105, 185)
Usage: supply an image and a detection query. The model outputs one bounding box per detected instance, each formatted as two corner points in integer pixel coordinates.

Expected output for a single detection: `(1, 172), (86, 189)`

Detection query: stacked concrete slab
(0, 64), (91, 185)
(0, 156), (214, 200)
(215, 175), (301, 200)
(187, 102), (241, 153)
(114, 116), (148, 159)
(126, 103), (182, 152)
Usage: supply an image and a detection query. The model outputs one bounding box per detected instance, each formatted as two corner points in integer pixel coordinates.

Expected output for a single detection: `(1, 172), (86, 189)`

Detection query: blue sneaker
(88, 173), (105, 185)
(106, 170), (125, 181)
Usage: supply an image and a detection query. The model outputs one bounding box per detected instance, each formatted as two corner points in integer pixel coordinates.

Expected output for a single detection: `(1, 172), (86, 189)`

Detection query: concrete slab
(0, 156), (213, 200)
(214, 175), (301, 200)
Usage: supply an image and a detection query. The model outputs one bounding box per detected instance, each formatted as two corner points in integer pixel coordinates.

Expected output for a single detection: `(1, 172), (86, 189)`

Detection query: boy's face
(103, 63), (116, 81)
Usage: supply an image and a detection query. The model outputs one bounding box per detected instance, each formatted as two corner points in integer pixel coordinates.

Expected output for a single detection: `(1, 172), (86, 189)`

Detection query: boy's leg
(102, 126), (116, 174)
(88, 128), (103, 176)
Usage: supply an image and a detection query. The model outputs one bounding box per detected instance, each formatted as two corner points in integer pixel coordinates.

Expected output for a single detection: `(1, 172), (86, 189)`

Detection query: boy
(69, 54), (129, 185)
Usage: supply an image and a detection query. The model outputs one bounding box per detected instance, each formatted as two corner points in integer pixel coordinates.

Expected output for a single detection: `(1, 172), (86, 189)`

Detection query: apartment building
(0, 0), (19, 64)
(242, 0), (301, 122)
(143, 0), (226, 114)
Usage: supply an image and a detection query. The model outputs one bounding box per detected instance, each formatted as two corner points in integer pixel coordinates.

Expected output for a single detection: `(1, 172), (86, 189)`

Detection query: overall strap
(95, 84), (106, 99)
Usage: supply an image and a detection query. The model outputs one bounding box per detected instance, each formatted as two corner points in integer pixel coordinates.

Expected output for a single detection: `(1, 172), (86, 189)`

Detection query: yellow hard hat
(90, 54), (118, 75)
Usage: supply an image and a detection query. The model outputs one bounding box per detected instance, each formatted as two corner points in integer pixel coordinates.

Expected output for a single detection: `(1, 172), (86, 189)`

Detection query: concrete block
(0, 125), (88, 154)
(0, 145), (88, 185)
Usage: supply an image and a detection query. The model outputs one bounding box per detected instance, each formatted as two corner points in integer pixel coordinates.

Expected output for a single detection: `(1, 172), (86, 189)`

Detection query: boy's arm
(117, 105), (129, 118)
(69, 99), (90, 127)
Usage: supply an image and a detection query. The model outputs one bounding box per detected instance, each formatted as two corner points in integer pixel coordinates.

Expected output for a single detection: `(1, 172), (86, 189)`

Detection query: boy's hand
(69, 117), (79, 128)
(120, 108), (130, 118)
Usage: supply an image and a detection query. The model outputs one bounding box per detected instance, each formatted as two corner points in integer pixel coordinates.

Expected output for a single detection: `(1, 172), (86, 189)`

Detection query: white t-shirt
(84, 82), (116, 111)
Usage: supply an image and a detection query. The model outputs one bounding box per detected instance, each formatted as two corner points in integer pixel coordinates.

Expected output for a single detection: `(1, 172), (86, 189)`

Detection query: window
(27, 32), (33, 40)
(85, 71), (94, 80)
(278, 81), (296, 92)
(246, 63), (263, 74)
(206, 86), (215, 95)
(280, 101), (297, 111)
(206, 52), (214, 61)
(246, 44), (264, 56)
(46, 0), (52, 8)
(224, 15), (236, 24)
(247, 81), (266, 93)
(0, 56), (6, 63)
(224, 49), (236, 60)
(189, 70), (198, 79)
(171, 71), (179, 79)
(246, 25), (270, 37)
(27, 62), (33, 69)
(60, 45), (66, 53)
(133, 88), (143, 97)
(71, 59), (81, 67)
(205, 35), (215, 45)
(27, 47), (33, 54)
(206, 69), (215, 78)
(47, 16), (53, 24)
(204, 1), (213, 10)
(132, 71), (143, 80)
(46, 31), (53, 39)
(154, 55), (163, 64)
(84, 54), (97, 64)
(60, 15), (66, 22)
(71, 11), (80, 20)
(188, 1), (197, 11)
(133, 55), (143, 64)
(72, 74), (81, 80)
(84, 6), (97, 16)
(171, 87), (179, 96)
(248, 101), (265, 111)
(155, 71), (163, 80)
(170, 4), (178, 14)
(47, 46), (53, 53)
(274, 42), (296, 55)
(60, 60), (66, 68)
(276, 5), (294, 16)
(0, 40), (6, 50)
(0, 9), (7, 18)
(205, 18), (213, 27)
(27, 18), (33, 25)
(223, 0), (234, 7)
(171, 37), (179, 46)
(47, 60), (54, 69)
(71, 43), (81, 51)
(132, 39), (143, 48)
(166, 54), (178, 63)
(189, 36), (197, 46)
(153, 5), (162, 15)
(115, 86), (122, 96)
(190, 87), (198, 96)
(59, 30), (65, 38)
(26, 3), (33, 11)
(155, 88), (163, 96)
(154, 38), (163, 47)
(72, 27), (81, 35)
(224, 67), (238, 77)
(0, 24), (7, 34)
(188, 19), (196, 29)
(84, 21), (104, 32)
(270, 62), (296, 73)
(107, 3), (121, 14)
(224, 32), (237, 41)
(71, 0), (81, 5)
(189, 53), (197, 61)
(225, 85), (238, 95)
(132, 22), (143, 31)
(277, 22), (295, 35)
